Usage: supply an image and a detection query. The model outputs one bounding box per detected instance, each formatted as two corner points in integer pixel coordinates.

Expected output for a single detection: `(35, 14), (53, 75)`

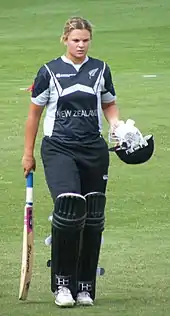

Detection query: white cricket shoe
(54, 286), (75, 307)
(76, 291), (94, 306)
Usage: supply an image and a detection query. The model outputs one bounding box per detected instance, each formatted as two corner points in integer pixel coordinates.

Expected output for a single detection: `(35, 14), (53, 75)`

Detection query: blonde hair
(60, 16), (93, 42)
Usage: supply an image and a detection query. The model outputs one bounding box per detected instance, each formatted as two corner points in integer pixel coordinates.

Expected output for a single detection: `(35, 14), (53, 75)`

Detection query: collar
(61, 55), (89, 68)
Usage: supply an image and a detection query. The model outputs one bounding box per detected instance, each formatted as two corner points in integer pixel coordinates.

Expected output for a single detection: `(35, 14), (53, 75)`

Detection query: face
(64, 29), (91, 63)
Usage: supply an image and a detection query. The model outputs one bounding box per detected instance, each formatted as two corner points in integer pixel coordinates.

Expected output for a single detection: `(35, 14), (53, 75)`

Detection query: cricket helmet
(109, 135), (154, 164)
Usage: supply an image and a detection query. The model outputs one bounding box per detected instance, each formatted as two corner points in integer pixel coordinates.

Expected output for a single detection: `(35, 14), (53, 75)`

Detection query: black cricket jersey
(31, 55), (116, 143)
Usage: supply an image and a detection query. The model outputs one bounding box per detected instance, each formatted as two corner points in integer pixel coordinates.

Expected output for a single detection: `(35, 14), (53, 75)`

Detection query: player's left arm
(102, 100), (119, 127)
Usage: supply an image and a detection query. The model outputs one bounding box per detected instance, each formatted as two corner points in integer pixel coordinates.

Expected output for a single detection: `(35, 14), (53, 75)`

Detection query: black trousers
(41, 136), (109, 201)
(41, 136), (109, 298)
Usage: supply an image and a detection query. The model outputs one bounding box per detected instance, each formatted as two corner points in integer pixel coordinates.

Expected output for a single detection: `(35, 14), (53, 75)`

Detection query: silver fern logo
(88, 68), (99, 79)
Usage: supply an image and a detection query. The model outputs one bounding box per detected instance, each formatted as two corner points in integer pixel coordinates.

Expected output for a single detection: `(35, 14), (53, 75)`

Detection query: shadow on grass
(18, 300), (52, 305)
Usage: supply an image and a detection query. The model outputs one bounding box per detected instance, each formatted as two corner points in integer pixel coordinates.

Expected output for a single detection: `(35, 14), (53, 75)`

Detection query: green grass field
(1, 0), (170, 315)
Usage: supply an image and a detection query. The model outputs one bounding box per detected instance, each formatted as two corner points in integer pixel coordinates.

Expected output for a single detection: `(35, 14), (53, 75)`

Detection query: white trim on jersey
(96, 91), (102, 132)
(43, 76), (59, 136)
(61, 84), (95, 97)
(43, 115), (56, 136)
(31, 89), (49, 106)
(93, 63), (106, 131)
(93, 70), (103, 93)
(44, 64), (63, 96)
(100, 62), (117, 104)
(101, 93), (117, 103)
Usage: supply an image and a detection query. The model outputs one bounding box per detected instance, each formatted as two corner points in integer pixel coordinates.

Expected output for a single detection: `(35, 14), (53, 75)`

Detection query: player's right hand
(22, 155), (36, 177)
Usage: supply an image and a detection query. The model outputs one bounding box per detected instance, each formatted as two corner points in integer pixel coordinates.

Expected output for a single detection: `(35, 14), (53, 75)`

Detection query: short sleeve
(101, 64), (116, 103)
(31, 65), (50, 106)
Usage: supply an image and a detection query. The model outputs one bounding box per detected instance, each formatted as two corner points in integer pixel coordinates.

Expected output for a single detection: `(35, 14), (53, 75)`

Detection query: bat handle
(26, 172), (33, 204)
(26, 171), (33, 188)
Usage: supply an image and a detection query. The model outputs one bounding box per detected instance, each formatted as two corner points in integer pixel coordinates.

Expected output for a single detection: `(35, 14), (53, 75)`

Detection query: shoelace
(58, 286), (71, 296)
(80, 291), (90, 298)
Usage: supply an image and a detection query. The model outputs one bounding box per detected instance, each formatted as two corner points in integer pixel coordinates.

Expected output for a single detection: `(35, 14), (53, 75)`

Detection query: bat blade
(19, 172), (34, 300)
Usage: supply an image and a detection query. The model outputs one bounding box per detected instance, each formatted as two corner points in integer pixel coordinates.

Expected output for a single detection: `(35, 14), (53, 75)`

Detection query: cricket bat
(19, 171), (34, 300)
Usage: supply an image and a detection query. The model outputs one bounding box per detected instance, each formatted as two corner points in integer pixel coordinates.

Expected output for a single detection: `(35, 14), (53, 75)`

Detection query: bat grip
(26, 172), (33, 204)
(26, 171), (33, 188)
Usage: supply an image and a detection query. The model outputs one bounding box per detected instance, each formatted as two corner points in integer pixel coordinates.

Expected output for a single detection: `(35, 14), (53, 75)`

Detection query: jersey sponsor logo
(88, 68), (99, 79)
(55, 73), (76, 78)
(56, 109), (98, 118)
